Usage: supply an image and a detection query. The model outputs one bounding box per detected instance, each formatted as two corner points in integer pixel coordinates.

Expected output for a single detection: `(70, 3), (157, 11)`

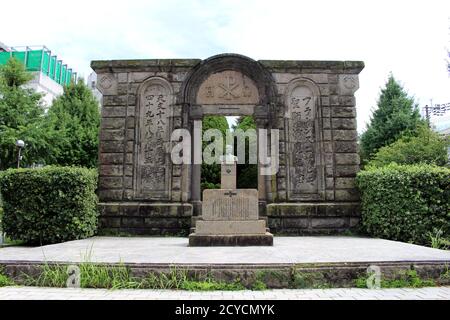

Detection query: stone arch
(134, 76), (174, 200)
(179, 53), (278, 108)
(284, 77), (325, 201)
(179, 54), (279, 214)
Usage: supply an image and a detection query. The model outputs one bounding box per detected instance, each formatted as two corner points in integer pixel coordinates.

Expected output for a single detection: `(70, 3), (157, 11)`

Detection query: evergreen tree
(0, 58), (53, 169)
(360, 74), (424, 162)
(47, 80), (100, 168)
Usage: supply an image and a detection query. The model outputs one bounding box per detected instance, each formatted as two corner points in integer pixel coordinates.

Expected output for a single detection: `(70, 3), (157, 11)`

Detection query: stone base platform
(1, 237), (450, 289)
(189, 232), (274, 246)
(98, 202), (193, 236)
(267, 202), (361, 235)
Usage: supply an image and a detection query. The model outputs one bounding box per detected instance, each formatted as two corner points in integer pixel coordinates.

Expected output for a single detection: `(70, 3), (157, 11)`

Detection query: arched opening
(200, 115), (258, 194)
(179, 53), (278, 213)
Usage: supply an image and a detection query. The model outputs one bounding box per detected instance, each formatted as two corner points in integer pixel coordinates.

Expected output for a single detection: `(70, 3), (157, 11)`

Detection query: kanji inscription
(288, 85), (318, 195)
(137, 80), (172, 198)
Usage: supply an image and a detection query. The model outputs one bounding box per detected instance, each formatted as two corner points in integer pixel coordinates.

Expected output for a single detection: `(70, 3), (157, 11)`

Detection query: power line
(423, 100), (450, 127)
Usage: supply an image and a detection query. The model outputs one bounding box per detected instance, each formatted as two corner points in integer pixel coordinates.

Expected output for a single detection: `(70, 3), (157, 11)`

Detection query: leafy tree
(0, 58), (54, 169)
(201, 116), (229, 190)
(46, 80), (100, 168)
(360, 75), (424, 163)
(232, 115), (256, 131)
(367, 125), (449, 168)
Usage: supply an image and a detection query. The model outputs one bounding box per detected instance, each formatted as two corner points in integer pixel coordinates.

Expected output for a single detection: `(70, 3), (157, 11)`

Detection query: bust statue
(220, 145), (238, 164)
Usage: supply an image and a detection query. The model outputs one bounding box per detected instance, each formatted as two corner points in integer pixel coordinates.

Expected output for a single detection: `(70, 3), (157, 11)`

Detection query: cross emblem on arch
(218, 76), (240, 100)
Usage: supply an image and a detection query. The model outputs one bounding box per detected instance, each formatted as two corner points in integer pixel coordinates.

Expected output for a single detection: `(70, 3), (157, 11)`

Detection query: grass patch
(438, 265), (450, 283)
(0, 236), (26, 247)
(14, 261), (447, 291)
(255, 270), (290, 288)
(292, 271), (331, 289)
(24, 263), (141, 289)
(180, 279), (245, 291)
(0, 268), (14, 287)
(355, 269), (436, 288)
(251, 280), (267, 291)
(23, 264), (246, 291)
(253, 268), (332, 289)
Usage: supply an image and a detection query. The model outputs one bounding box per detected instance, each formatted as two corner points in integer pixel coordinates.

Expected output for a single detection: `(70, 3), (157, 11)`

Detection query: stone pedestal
(189, 189), (273, 246)
(221, 162), (236, 189)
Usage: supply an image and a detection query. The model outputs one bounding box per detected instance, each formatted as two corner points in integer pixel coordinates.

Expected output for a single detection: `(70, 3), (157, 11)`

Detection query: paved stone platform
(0, 286), (449, 300)
(0, 236), (449, 264)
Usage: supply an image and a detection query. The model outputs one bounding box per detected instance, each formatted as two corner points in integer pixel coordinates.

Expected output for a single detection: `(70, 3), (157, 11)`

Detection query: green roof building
(0, 44), (77, 108)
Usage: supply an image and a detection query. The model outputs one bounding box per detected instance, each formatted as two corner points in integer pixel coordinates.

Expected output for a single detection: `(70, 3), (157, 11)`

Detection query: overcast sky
(1, 0), (449, 132)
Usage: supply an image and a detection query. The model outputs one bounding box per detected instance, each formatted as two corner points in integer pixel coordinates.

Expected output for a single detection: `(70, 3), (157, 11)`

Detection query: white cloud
(1, 0), (449, 132)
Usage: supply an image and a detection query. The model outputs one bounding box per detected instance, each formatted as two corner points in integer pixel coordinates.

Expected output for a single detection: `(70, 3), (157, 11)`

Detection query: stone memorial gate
(91, 54), (364, 236)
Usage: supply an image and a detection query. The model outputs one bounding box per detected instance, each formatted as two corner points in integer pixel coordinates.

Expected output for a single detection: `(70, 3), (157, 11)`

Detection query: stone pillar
(255, 117), (268, 204)
(190, 106), (203, 215)
(264, 128), (273, 203)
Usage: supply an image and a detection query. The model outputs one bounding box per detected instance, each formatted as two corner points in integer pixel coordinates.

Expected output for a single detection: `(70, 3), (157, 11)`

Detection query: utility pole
(15, 139), (25, 168)
(423, 99), (433, 128)
(424, 104), (430, 128)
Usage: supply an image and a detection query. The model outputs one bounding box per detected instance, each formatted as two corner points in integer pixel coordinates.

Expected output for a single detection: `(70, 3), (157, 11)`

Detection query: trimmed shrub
(0, 166), (98, 244)
(357, 164), (450, 245)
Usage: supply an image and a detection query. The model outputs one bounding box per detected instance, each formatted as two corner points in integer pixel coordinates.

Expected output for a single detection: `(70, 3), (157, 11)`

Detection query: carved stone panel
(338, 74), (359, 95)
(96, 73), (118, 95)
(287, 84), (319, 197)
(197, 71), (259, 114)
(136, 78), (172, 199)
(202, 189), (258, 221)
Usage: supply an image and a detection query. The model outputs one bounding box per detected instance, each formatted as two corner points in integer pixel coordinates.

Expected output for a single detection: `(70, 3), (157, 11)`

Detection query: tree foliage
(0, 58), (100, 169)
(46, 80), (100, 168)
(232, 115), (256, 131)
(368, 125), (449, 168)
(233, 116), (258, 189)
(0, 57), (32, 87)
(0, 58), (54, 170)
(201, 116), (229, 190)
(360, 75), (424, 162)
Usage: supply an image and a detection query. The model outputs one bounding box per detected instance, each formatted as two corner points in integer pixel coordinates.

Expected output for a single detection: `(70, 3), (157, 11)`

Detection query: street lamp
(15, 139), (25, 169)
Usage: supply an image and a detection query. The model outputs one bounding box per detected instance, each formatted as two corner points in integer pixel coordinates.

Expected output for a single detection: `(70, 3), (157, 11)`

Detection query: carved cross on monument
(224, 190), (237, 197)
(219, 76), (240, 100)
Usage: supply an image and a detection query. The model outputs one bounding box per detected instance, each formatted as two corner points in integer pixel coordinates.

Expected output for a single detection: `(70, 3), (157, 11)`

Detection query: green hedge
(0, 166), (98, 244)
(357, 164), (450, 245)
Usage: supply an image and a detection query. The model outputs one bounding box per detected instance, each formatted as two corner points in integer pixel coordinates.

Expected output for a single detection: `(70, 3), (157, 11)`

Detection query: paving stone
(0, 287), (450, 300)
(1, 236), (449, 264)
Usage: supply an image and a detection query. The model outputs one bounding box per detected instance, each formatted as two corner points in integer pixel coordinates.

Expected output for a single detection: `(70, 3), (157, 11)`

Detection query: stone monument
(189, 146), (273, 246)
(92, 54), (364, 236)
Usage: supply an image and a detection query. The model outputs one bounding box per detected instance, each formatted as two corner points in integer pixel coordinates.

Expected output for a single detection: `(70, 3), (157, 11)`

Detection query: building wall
(24, 72), (64, 109)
